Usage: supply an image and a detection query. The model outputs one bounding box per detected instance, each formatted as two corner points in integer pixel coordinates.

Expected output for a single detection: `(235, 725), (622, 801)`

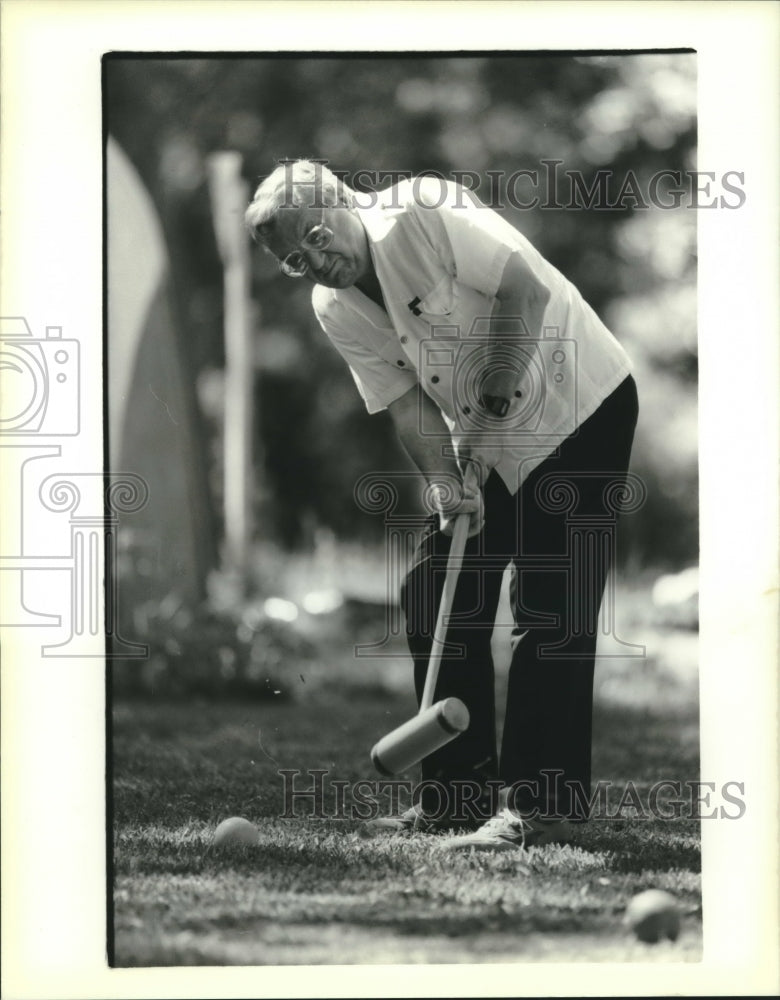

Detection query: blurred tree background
(105, 52), (697, 626)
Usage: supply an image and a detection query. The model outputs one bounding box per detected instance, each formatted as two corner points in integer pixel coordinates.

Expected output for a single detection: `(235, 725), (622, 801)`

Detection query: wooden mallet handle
(420, 464), (479, 712)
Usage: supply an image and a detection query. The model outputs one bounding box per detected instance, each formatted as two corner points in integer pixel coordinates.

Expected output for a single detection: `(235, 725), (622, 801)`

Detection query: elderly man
(245, 160), (638, 851)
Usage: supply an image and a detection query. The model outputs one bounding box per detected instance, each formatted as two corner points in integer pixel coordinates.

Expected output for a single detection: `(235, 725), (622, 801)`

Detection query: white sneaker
(438, 808), (575, 852)
(361, 803), (484, 836)
(361, 805), (445, 835)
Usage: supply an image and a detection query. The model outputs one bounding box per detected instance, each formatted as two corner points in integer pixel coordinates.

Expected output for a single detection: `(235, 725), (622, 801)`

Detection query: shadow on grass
(111, 687), (701, 964)
(112, 693), (699, 827)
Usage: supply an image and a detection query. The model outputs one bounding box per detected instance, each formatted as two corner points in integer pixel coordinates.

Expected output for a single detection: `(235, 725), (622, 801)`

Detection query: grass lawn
(112, 576), (701, 966)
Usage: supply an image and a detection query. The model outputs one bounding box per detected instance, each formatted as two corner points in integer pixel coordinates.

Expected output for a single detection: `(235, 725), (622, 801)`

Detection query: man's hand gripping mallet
(370, 466), (479, 775)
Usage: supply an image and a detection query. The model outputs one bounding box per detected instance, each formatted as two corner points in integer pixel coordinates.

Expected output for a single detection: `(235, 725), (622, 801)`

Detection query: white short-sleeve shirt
(312, 178), (632, 494)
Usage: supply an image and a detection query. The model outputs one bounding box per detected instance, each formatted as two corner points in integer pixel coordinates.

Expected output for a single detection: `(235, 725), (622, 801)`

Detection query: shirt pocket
(415, 275), (493, 342)
(416, 274), (457, 320)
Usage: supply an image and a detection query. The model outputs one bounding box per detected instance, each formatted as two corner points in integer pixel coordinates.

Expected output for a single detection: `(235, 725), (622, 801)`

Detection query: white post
(207, 152), (253, 590)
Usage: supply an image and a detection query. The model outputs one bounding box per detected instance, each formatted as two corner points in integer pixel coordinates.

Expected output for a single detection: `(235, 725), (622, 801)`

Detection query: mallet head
(371, 697), (470, 776)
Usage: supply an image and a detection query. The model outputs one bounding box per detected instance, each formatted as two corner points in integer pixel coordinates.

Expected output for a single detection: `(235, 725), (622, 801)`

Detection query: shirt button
(463, 406), (471, 415)
(431, 375), (440, 384)
(515, 390), (522, 398)
(400, 336), (408, 344)
(397, 360), (405, 367)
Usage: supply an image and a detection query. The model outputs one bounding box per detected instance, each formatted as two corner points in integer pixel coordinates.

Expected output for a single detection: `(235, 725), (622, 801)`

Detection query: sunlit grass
(114, 812), (701, 965)
(113, 553), (700, 965)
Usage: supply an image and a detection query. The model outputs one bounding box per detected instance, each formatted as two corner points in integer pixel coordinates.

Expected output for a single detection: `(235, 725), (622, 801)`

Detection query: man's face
(266, 202), (372, 288)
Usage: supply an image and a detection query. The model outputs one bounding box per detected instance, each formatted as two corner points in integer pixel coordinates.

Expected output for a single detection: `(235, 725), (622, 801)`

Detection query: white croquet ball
(625, 889), (681, 943)
(212, 816), (260, 847)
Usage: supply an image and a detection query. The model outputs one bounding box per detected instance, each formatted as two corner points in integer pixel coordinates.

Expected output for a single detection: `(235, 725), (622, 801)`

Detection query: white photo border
(1, 1), (778, 997)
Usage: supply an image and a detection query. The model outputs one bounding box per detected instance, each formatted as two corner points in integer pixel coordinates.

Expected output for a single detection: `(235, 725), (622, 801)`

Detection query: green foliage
(105, 53), (697, 563)
(111, 587), (311, 699)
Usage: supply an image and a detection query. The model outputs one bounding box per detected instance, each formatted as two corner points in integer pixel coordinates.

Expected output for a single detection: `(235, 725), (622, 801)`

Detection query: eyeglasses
(279, 213), (334, 278)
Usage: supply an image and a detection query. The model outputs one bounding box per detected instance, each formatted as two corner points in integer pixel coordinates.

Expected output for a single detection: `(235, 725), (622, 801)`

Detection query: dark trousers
(400, 376), (639, 823)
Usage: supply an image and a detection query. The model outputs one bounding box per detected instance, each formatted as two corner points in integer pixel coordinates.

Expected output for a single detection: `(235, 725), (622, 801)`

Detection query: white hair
(244, 160), (357, 245)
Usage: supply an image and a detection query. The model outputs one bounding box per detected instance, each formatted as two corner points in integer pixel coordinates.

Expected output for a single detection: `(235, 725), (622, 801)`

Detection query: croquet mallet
(370, 468), (477, 775)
